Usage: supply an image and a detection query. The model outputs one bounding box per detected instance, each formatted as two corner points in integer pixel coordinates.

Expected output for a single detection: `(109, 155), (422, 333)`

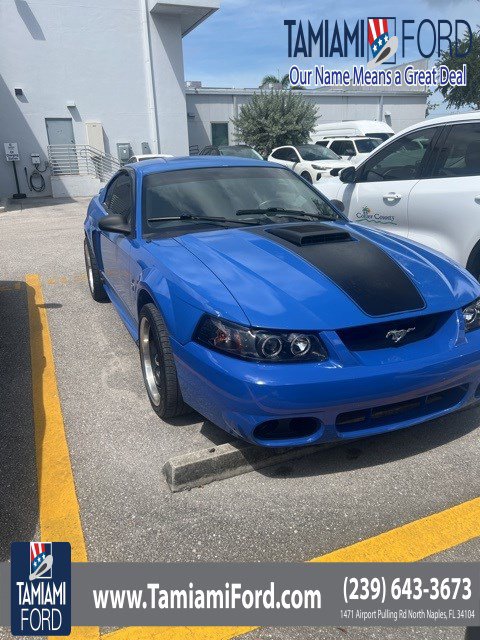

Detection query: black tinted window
(105, 173), (133, 220)
(360, 128), (436, 182)
(142, 166), (340, 235)
(432, 123), (480, 178)
(330, 141), (355, 156)
(272, 148), (298, 162)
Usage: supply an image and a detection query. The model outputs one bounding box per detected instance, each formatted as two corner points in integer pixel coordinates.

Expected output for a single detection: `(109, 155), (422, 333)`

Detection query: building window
(211, 122), (229, 147)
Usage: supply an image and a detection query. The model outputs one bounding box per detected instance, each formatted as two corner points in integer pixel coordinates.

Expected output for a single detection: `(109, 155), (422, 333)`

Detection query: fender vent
(266, 223), (353, 247)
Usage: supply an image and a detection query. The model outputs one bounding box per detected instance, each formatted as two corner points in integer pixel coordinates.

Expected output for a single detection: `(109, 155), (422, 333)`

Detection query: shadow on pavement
(0, 281), (38, 560)
(252, 404), (480, 481)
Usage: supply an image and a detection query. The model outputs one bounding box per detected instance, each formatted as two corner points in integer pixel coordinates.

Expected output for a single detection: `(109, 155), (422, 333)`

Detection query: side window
(343, 141), (356, 156)
(272, 148), (298, 162)
(330, 141), (347, 156)
(104, 173), (134, 222)
(359, 128), (437, 183)
(316, 141), (328, 147)
(432, 123), (480, 178)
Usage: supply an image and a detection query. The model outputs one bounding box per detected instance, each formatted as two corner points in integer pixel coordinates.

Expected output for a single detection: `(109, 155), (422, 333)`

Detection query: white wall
(186, 90), (428, 151)
(0, 0), (209, 197)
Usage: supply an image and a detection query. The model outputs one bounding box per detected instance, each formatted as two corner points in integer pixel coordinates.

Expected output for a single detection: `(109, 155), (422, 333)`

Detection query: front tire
(84, 238), (109, 302)
(138, 304), (190, 419)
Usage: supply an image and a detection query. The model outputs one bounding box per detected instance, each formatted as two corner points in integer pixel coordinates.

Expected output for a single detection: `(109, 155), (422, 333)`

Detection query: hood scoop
(266, 223), (352, 247)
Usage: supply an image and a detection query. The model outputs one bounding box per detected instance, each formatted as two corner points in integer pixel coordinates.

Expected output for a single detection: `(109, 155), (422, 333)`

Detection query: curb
(163, 440), (333, 492)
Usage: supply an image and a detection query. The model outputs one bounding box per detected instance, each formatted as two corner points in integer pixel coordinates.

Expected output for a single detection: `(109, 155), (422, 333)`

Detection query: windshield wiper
(235, 207), (336, 221)
(147, 214), (258, 226)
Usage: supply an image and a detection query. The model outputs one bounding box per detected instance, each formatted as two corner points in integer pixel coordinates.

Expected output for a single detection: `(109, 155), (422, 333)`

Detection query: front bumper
(172, 314), (480, 447)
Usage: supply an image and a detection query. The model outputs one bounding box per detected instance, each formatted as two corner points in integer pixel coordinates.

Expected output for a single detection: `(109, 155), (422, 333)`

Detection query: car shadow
(256, 405), (480, 480)
(189, 399), (480, 481)
(0, 281), (39, 560)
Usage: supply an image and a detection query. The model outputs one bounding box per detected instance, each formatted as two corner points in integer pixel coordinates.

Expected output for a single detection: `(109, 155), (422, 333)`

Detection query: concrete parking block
(163, 440), (332, 492)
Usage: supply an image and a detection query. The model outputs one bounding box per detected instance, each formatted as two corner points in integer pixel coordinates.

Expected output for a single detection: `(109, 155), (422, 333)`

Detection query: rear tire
(138, 303), (190, 419)
(301, 171), (313, 184)
(84, 238), (109, 302)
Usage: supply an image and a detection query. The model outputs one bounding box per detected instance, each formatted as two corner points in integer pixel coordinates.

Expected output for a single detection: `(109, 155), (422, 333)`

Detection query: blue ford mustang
(84, 156), (480, 447)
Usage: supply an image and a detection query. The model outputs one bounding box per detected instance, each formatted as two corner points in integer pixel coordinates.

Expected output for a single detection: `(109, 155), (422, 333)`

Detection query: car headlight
(463, 298), (480, 332)
(194, 315), (328, 363)
(312, 164), (328, 171)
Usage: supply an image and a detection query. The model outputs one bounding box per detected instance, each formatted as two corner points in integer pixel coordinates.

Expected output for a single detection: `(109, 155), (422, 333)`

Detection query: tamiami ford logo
(11, 542), (71, 636)
(285, 16), (472, 88)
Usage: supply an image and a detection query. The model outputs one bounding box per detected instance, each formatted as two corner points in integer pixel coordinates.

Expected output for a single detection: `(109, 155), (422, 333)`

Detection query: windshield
(355, 138), (381, 153)
(365, 132), (391, 142)
(142, 166), (340, 235)
(296, 145), (340, 161)
(219, 146), (263, 160)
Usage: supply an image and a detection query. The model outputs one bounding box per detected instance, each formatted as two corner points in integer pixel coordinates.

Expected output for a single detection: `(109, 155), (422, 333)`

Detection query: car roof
(129, 155), (272, 176)
(400, 111), (480, 135)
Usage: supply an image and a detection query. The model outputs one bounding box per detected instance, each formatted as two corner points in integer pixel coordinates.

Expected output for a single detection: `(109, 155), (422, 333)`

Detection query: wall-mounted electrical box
(31, 153), (40, 165)
(117, 142), (131, 164)
(141, 142), (151, 154)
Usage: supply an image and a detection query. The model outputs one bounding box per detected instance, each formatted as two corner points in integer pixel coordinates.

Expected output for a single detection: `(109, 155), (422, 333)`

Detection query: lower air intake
(336, 385), (467, 434)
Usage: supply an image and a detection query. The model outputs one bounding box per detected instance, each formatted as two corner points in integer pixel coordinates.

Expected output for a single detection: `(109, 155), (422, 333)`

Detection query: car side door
(341, 126), (439, 240)
(99, 171), (135, 309)
(406, 122), (480, 270)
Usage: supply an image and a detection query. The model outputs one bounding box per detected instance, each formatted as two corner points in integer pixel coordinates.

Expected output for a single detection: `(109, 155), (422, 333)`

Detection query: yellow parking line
(26, 274), (99, 640)
(103, 496), (480, 640)
(314, 495), (480, 563)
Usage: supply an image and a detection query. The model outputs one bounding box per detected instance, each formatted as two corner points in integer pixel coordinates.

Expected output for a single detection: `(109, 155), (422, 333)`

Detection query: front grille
(337, 312), (449, 351)
(336, 385), (467, 434)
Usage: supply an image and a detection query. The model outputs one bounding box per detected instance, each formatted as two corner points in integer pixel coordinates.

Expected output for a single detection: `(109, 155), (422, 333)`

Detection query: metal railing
(47, 145), (121, 182)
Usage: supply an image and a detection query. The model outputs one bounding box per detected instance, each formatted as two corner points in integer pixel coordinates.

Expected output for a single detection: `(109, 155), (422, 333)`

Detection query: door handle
(383, 192), (402, 202)
(474, 195), (480, 204)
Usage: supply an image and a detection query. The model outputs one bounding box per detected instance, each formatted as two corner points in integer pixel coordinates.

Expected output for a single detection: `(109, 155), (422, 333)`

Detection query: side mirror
(340, 166), (356, 184)
(330, 199), (345, 213)
(99, 214), (130, 234)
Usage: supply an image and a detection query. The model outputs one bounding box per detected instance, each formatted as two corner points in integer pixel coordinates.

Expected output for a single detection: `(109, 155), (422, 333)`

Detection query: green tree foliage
(260, 73), (291, 88)
(437, 29), (480, 110)
(232, 91), (317, 157)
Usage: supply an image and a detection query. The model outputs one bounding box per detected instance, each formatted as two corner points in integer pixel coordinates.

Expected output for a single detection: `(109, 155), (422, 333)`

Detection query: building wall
(186, 90), (428, 151)
(0, 0), (195, 197)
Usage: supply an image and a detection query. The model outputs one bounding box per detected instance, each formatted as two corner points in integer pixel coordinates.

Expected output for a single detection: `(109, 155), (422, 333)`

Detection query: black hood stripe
(249, 224), (425, 317)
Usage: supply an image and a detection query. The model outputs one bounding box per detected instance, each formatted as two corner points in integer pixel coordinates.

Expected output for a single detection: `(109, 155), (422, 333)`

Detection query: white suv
(316, 137), (382, 164)
(268, 144), (350, 183)
(319, 112), (480, 279)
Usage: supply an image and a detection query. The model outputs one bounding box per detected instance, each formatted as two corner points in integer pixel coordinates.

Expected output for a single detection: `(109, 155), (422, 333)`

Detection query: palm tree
(260, 73), (290, 89)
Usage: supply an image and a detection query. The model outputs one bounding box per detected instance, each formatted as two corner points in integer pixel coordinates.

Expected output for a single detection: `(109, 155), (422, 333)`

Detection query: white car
(318, 112), (480, 279)
(268, 144), (351, 183)
(315, 137), (382, 165)
(128, 153), (173, 163)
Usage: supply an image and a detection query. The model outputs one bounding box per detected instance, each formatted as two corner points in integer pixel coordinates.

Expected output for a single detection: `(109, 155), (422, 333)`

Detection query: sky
(183, 0), (480, 114)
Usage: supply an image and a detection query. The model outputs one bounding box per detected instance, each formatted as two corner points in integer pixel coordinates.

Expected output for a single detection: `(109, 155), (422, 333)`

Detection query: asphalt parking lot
(1, 197), (480, 640)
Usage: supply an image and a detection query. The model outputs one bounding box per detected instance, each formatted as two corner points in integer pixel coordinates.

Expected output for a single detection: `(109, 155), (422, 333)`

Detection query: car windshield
(356, 138), (382, 153)
(366, 132), (391, 141)
(142, 166), (341, 235)
(296, 145), (340, 161)
(219, 146), (263, 160)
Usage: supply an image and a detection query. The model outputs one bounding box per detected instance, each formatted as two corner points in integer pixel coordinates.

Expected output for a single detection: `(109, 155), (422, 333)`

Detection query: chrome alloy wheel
(84, 242), (94, 293)
(139, 316), (162, 406)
